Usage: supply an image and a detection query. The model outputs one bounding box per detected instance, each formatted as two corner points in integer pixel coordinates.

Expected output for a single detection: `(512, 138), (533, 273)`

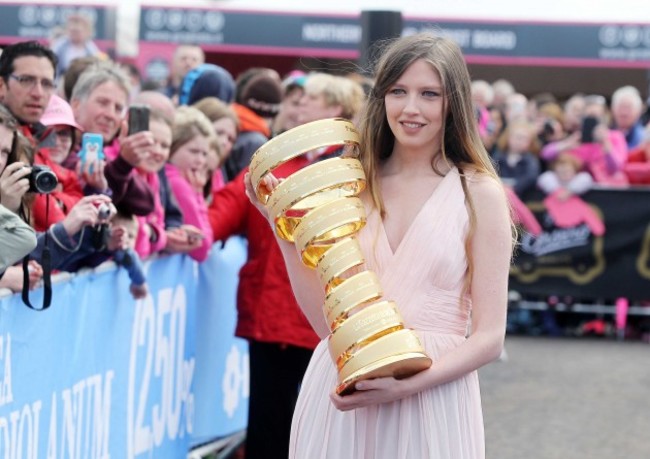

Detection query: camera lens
(29, 165), (58, 194)
(97, 203), (111, 220)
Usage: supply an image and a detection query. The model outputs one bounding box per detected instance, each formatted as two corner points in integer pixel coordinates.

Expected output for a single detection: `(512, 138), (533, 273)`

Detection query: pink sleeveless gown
(289, 168), (485, 458)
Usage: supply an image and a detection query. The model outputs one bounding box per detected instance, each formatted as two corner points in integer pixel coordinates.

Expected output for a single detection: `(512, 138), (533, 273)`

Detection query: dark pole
(358, 10), (403, 71)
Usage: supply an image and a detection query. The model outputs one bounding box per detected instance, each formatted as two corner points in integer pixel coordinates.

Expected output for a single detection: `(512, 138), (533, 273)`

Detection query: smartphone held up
(77, 133), (105, 174)
(127, 105), (150, 135)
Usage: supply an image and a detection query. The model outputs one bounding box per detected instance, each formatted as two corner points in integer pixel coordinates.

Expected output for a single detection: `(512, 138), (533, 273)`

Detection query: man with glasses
(0, 41), (57, 139)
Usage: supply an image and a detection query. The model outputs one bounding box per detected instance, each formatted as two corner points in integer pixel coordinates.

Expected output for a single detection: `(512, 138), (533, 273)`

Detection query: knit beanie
(180, 63), (236, 106)
(240, 73), (282, 119)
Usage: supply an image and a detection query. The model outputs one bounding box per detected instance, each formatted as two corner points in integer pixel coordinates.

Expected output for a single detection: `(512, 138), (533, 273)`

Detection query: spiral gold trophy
(250, 118), (432, 395)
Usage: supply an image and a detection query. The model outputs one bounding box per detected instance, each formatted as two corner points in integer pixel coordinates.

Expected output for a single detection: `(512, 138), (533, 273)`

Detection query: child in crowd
(193, 97), (239, 194)
(538, 152), (595, 199)
(164, 107), (214, 262)
(493, 119), (541, 197)
(110, 211), (148, 299)
(129, 92), (205, 255)
(128, 110), (170, 259)
(537, 152), (604, 235)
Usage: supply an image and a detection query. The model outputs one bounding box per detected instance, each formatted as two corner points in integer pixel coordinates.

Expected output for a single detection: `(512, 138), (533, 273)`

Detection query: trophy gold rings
(250, 118), (432, 395)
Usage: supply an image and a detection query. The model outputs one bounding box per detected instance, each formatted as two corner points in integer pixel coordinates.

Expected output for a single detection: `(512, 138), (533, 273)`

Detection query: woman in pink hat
(39, 94), (84, 165)
(31, 94), (108, 232)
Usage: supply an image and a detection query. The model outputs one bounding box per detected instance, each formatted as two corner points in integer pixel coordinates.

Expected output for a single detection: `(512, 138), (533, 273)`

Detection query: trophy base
(335, 352), (432, 396)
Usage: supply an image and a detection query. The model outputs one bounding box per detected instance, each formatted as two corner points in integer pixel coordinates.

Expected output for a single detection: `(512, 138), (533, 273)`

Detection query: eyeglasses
(8, 74), (56, 93)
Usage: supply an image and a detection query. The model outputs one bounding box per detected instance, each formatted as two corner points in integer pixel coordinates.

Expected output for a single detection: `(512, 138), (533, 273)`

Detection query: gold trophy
(250, 118), (432, 395)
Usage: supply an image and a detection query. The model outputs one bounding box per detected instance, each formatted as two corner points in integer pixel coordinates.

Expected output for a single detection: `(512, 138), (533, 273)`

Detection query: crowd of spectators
(2, 33), (648, 296)
(473, 79), (650, 202)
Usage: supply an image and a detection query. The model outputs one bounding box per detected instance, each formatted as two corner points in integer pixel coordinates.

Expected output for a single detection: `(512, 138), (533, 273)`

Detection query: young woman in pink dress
(245, 33), (513, 459)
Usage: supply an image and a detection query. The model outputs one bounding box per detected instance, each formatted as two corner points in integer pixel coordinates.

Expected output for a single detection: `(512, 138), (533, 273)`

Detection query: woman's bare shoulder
(462, 169), (508, 214)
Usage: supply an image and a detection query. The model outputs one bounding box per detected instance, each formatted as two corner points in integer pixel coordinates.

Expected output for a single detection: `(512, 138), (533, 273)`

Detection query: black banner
(138, 6), (650, 65)
(140, 8), (361, 51)
(510, 187), (650, 301)
(405, 20), (650, 64)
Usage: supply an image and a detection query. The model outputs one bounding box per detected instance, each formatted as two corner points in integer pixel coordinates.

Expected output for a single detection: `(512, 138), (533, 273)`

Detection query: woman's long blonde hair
(357, 33), (513, 295)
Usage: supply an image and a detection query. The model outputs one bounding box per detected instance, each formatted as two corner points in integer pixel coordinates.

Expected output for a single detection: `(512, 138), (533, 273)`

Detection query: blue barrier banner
(193, 238), (249, 446)
(0, 238), (249, 458)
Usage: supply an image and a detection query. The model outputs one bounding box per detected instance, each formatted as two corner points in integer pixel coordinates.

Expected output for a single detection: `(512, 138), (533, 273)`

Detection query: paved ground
(479, 336), (650, 459)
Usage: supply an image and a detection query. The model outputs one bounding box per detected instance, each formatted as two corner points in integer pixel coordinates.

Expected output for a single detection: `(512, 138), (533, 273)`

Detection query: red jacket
(208, 160), (319, 350)
(32, 150), (83, 231)
(21, 124), (82, 231)
(624, 148), (650, 185)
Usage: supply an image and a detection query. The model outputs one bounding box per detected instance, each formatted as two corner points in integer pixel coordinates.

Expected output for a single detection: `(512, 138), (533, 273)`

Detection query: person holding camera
(0, 104), (44, 293)
(540, 95), (628, 186)
(0, 103), (126, 279)
(0, 41), (108, 233)
(0, 108), (37, 281)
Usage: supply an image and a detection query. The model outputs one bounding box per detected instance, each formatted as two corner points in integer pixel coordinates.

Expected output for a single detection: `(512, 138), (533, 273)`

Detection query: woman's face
(298, 90), (342, 125)
(277, 88), (304, 131)
(48, 126), (74, 164)
(0, 124), (13, 174)
(384, 59), (445, 155)
(170, 134), (209, 177)
(139, 119), (172, 174)
(212, 117), (237, 161)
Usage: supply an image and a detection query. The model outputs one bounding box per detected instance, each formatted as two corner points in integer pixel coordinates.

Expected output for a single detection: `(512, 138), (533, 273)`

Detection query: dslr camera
(27, 164), (58, 194)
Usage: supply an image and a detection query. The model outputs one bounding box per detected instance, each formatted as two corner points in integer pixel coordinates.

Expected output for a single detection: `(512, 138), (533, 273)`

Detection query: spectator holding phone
(540, 95), (628, 186)
(129, 91), (203, 253)
(126, 108), (204, 258)
(164, 106), (214, 262)
(70, 63), (155, 216)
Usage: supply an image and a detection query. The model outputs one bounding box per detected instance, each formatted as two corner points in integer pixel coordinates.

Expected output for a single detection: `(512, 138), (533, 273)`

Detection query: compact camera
(97, 203), (111, 220)
(28, 164), (58, 194)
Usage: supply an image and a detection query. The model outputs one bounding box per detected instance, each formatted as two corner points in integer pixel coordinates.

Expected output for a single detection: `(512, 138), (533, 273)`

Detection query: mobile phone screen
(580, 116), (599, 144)
(78, 133), (104, 173)
(128, 105), (150, 135)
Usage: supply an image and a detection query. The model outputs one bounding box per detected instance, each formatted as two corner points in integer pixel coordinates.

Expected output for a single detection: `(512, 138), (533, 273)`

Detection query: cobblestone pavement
(479, 336), (650, 459)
